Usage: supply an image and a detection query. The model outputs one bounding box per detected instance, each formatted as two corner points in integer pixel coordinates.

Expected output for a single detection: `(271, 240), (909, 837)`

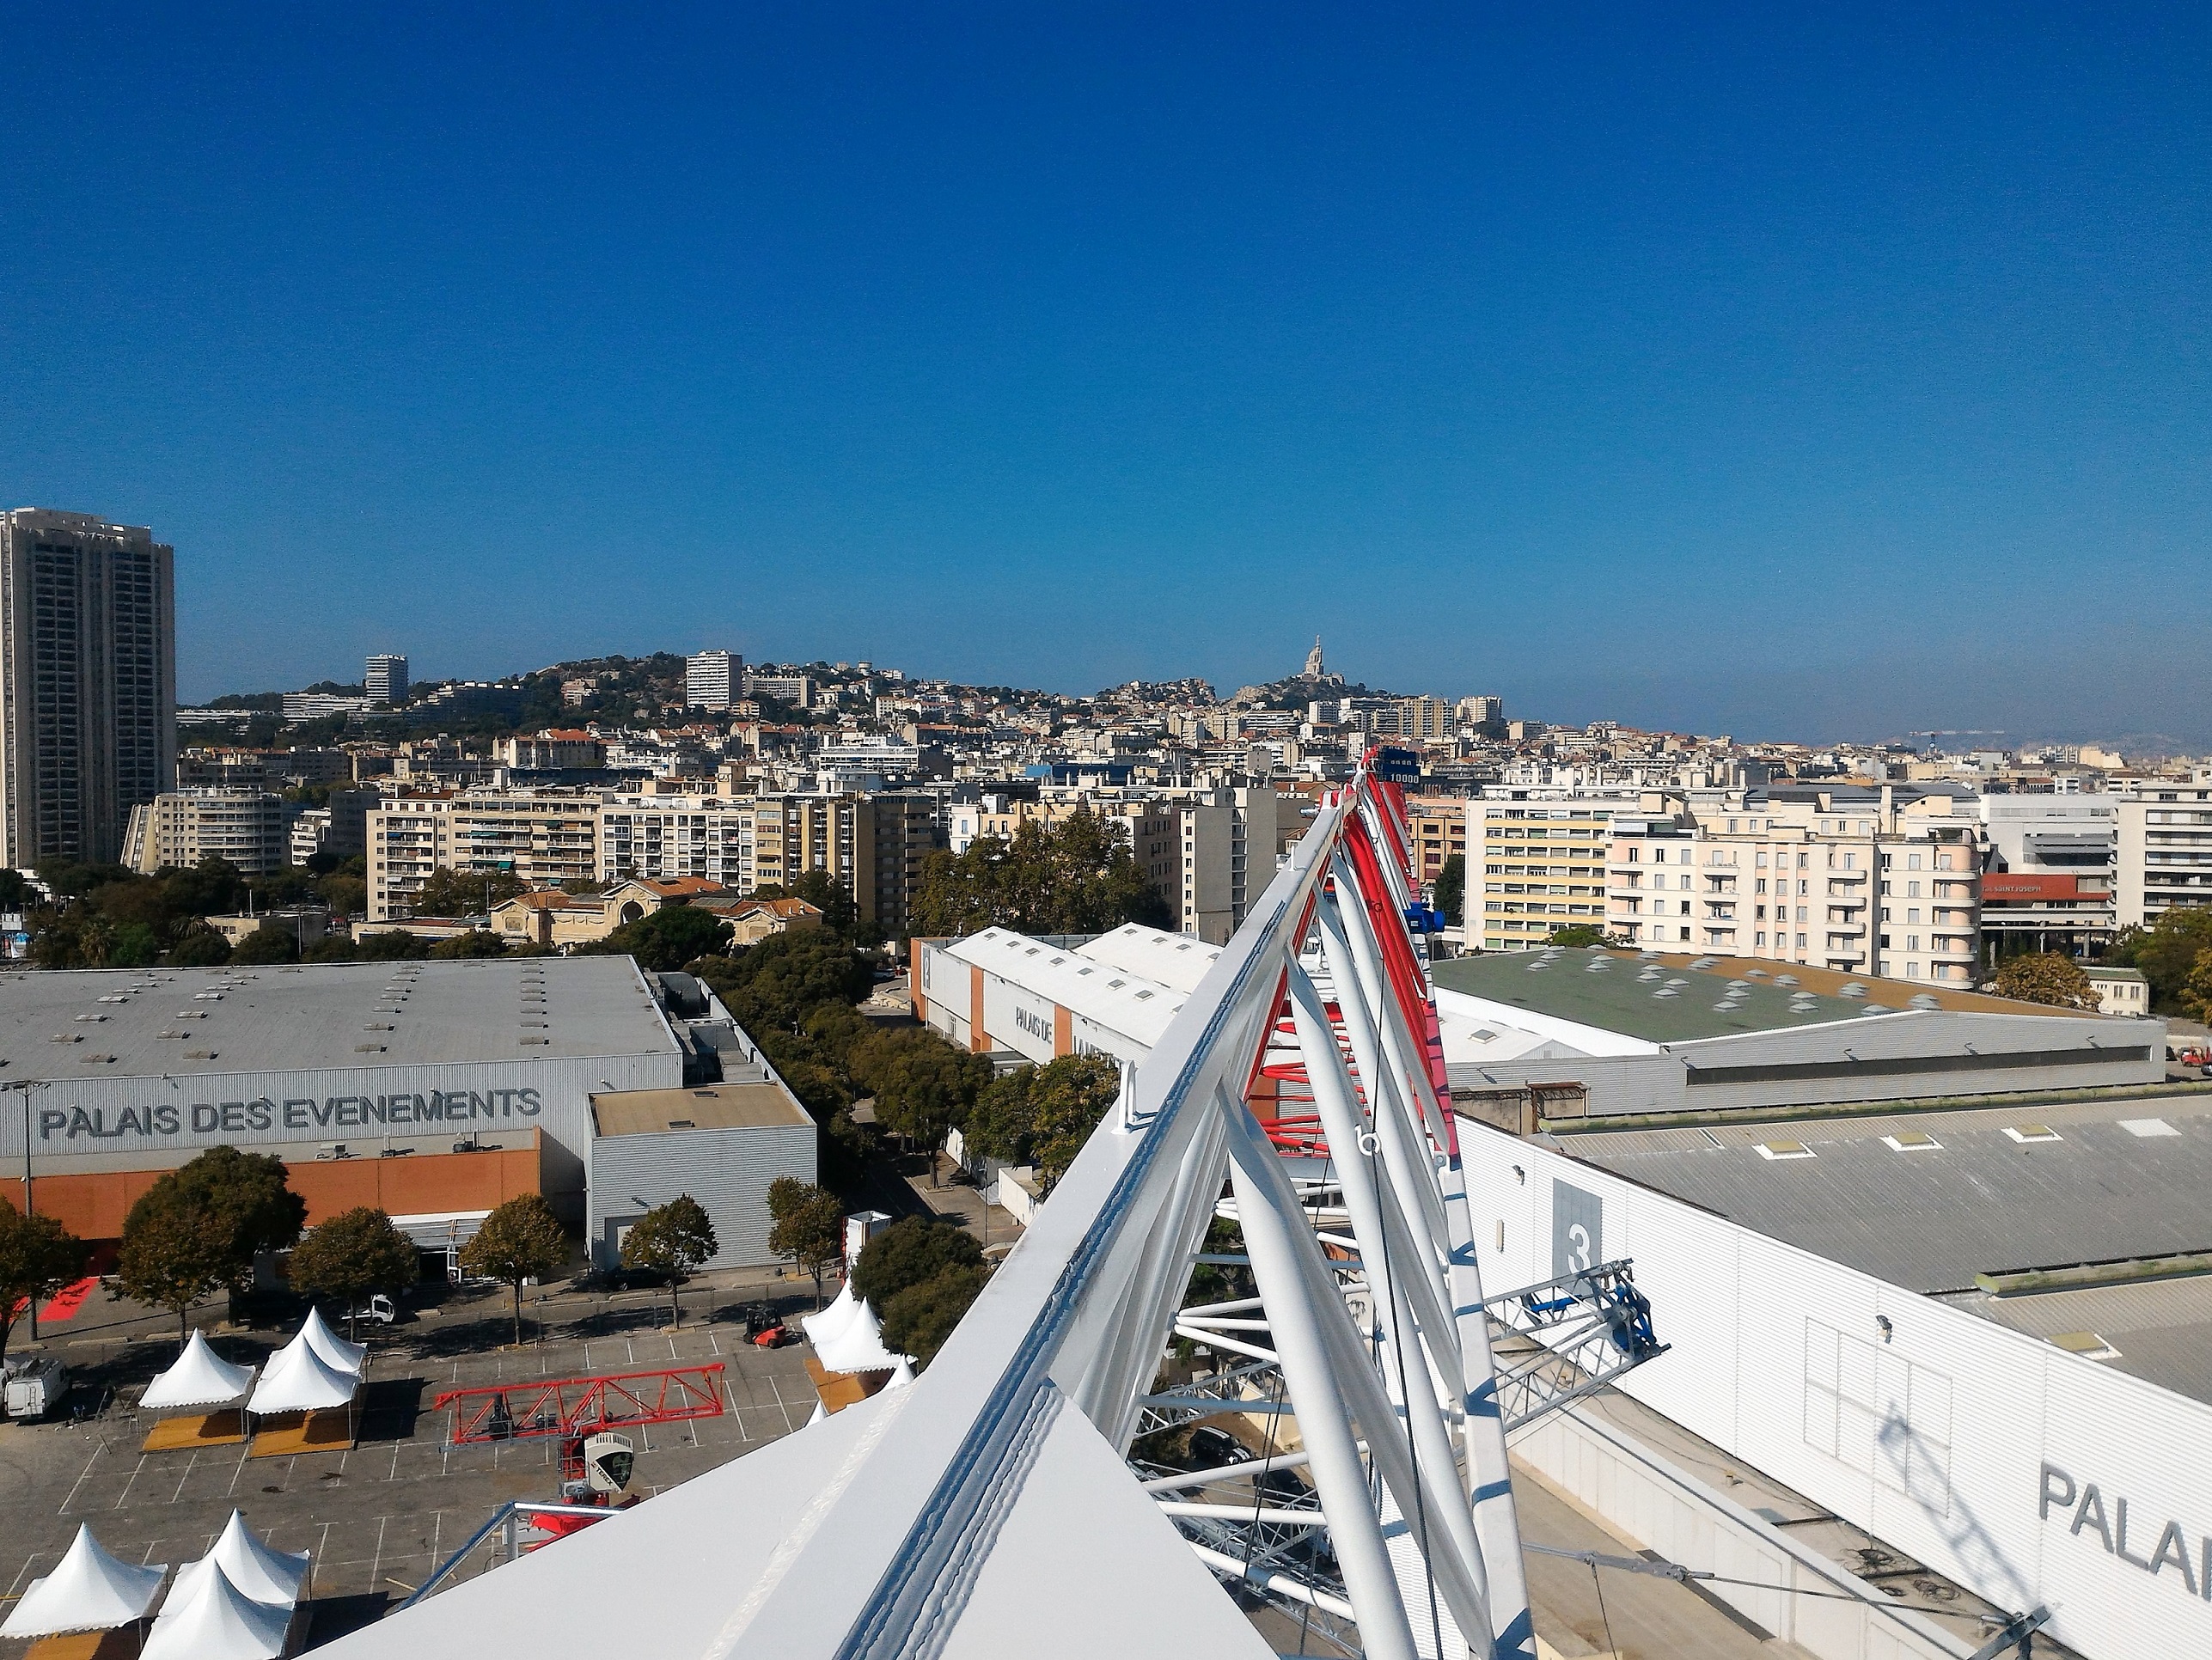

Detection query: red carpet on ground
(9, 1277), (100, 1323)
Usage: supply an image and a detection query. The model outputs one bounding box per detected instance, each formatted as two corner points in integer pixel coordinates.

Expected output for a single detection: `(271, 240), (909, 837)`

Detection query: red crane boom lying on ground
(433, 1364), (726, 1445)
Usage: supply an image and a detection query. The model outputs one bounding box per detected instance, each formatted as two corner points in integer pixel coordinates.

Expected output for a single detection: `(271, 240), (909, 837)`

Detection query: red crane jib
(433, 1364), (727, 1445)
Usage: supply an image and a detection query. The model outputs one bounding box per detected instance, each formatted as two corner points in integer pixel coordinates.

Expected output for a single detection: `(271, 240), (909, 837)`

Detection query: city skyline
(9, 9), (2212, 741)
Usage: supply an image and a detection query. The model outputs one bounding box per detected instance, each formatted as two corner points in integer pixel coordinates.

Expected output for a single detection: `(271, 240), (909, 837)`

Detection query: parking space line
(9, 1552), (53, 1597)
(227, 1442), (254, 1496)
(370, 1516), (387, 1592)
(389, 1444), (401, 1481)
(170, 1451), (199, 1503)
(58, 1443), (104, 1513)
(312, 1522), (331, 1594)
(112, 1455), (147, 1509)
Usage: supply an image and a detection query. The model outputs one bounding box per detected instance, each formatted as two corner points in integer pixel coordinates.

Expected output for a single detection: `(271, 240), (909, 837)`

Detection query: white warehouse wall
(1455, 1117), (2212, 1659)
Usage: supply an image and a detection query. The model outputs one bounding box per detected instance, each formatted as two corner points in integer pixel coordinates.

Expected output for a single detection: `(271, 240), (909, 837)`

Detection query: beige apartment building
(367, 790), (602, 918)
(124, 787), (289, 876)
(1402, 795), (1468, 887)
(1604, 790), (1983, 984)
(1470, 796), (1620, 950)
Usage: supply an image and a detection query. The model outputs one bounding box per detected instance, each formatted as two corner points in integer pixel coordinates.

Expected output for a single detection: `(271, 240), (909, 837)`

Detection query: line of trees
(912, 812), (1170, 937)
(2105, 909), (2212, 1017)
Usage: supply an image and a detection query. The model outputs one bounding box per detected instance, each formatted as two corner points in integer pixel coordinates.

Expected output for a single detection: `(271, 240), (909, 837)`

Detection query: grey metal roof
(1557, 1095), (2212, 1293)
(1941, 1277), (2212, 1407)
(0, 958), (678, 1077)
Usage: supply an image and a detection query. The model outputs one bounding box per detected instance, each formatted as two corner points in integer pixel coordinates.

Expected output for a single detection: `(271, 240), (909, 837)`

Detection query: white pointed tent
(0, 1523), (167, 1638)
(199, 1510), (309, 1607)
(800, 1288), (909, 1375)
(142, 1559), (292, 1660)
(246, 1328), (360, 1417)
(297, 1304), (369, 1375)
(140, 1329), (257, 1412)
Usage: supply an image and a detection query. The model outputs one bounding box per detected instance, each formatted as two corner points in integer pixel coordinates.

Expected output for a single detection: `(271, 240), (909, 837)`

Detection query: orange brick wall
(0, 1138), (542, 1243)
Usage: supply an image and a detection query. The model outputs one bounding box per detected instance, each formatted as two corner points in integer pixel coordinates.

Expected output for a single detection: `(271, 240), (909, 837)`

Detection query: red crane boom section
(433, 1364), (726, 1445)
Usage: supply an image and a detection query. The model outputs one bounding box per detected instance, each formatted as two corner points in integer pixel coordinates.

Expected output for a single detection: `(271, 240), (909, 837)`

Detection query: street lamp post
(6, 1081), (51, 1343)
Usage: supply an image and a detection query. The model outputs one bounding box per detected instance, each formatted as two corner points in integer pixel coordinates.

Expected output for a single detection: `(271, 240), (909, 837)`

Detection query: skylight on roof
(2121, 1119), (2180, 1138)
(1882, 1131), (1942, 1152)
(1756, 1140), (1816, 1161)
(2050, 1331), (2120, 1361)
(2003, 1125), (2062, 1144)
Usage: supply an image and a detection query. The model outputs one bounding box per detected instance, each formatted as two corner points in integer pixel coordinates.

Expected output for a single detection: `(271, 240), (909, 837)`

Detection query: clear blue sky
(5, 6), (2209, 742)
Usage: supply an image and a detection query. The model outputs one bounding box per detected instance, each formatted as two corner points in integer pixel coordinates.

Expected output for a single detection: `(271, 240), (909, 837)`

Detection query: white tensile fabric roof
(0, 1524), (168, 1637)
(297, 1305), (369, 1376)
(247, 1330), (360, 1415)
(142, 1559), (292, 1660)
(139, 1329), (257, 1412)
(799, 1281), (862, 1346)
(201, 1510), (309, 1608)
(802, 1291), (908, 1375)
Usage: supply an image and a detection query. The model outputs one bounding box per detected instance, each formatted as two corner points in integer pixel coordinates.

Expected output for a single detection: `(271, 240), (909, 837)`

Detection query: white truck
(3, 1354), (70, 1419)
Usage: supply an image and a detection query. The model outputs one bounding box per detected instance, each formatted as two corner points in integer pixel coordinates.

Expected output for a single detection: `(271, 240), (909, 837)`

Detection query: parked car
(343, 1294), (397, 1327)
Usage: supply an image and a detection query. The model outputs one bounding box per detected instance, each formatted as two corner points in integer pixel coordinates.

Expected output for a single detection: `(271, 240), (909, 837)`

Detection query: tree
(620, 1195), (718, 1327)
(287, 1207), (420, 1340)
(229, 923), (302, 965)
(166, 927), (234, 967)
(1025, 1054), (1121, 1193)
(585, 906), (731, 971)
(860, 1030), (991, 1186)
(355, 929), (432, 961)
(912, 812), (1171, 937)
(459, 1194), (566, 1345)
(407, 865), (528, 918)
(956, 1054), (1120, 1193)
(962, 1067), (1040, 1169)
(767, 1180), (846, 1308)
(115, 1185), (241, 1346)
(0, 1204), (89, 1371)
(2179, 949), (2212, 1023)
(428, 929), (509, 959)
(702, 932), (875, 1033)
(1433, 854), (1464, 927)
(1992, 951), (2100, 1011)
(1545, 924), (1618, 949)
(851, 1215), (983, 1307)
(880, 1263), (989, 1368)
(2107, 909), (2212, 1012)
(169, 1145), (308, 1264)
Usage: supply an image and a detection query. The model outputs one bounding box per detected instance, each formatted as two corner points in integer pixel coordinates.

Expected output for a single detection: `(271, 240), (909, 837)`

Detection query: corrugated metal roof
(0, 958), (675, 1077)
(1558, 1097), (2212, 1294)
(940, 929), (1188, 1047)
(1943, 1276), (2212, 1407)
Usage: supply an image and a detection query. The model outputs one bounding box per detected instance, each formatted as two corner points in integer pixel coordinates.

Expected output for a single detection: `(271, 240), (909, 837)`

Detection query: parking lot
(0, 1278), (822, 1651)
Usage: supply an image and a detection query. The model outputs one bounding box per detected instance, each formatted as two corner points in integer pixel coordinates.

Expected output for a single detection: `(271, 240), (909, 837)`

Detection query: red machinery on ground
(433, 1364), (729, 1539)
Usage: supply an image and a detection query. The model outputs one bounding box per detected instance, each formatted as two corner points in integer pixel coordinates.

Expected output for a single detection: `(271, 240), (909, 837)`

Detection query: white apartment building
(2115, 776), (2212, 928)
(367, 790), (602, 918)
(685, 650), (740, 711)
(124, 788), (288, 876)
(600, 795), (759, 889)
(1604, 788), (1983, 983)
(364, 653), (409, 706)
(1176, 785), (1278, 944)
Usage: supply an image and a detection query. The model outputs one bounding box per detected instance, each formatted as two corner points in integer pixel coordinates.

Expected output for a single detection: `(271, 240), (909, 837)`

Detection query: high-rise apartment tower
(365, 653), (409, 706)
(0, 510), (176, 867)
(686, 650), (740, 711)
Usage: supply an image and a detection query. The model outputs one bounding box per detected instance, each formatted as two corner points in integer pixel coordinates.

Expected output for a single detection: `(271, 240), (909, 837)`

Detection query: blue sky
(4, 6), (2209, 742)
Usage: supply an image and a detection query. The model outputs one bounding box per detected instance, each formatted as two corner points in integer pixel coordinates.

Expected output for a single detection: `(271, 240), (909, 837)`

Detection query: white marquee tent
(298, 1305), (369, 1375)
(139, 1329), (258, 1413)
(199, 1510), (310, 1608)
(247, 1329), (360, 1418)
(142, 1559), (293, 1660)
(799, 1285), (910, 1375)
(0, 1523), (168, 1639)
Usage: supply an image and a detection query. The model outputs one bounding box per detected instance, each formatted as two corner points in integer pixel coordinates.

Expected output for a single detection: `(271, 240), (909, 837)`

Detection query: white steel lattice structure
(332, 759), (1551, 1660)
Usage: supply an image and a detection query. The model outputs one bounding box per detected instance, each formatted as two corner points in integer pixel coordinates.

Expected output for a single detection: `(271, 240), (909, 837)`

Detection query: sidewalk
(901, 1163), (1024, 1253)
